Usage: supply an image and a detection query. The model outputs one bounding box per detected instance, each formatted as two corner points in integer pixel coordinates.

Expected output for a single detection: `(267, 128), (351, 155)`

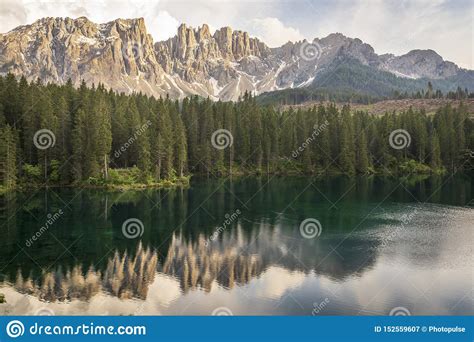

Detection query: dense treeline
(0, 74), (473, 189)
(394, 82), (473, 101)
(258, 80), (474, 107)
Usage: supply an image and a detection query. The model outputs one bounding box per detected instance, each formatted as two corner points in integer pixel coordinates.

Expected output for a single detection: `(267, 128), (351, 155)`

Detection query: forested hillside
(257, 58), (474, 106)
(0, 74), (472, 190)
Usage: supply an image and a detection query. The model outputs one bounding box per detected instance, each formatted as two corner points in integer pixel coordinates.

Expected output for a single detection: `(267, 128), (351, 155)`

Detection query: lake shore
(0, 164), (453, 194)
(2, 176), (191, 193)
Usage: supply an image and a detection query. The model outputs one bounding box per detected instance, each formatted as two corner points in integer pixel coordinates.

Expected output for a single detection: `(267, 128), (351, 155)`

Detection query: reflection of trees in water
(162, 233), (261, 292)
(7, 222), (379, 301)
(13, 243), (157, 301)
(15, 266), (101, 302)
(1, 175), (470, 276)
(163, 224), (379, 291)
(103, 244), (158, 299)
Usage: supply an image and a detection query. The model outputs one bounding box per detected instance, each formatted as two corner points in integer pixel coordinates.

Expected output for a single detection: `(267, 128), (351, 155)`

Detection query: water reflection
(12, 243), (158, 301)
(0, 175), (472, 315)
(5, 220), (380, 302)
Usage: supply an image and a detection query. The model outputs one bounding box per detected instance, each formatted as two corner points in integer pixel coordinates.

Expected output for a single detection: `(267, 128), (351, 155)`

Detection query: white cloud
(304, 0), (473, 68)
(249, 17), (305, 47)
(144, 11), (180, 42)
(0, 0), (471, 68)
(0, 0), (182, 43)
(249, 266), (306, 299)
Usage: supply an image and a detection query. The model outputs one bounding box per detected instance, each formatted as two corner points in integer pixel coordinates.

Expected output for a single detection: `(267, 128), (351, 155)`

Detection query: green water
(0, 175), (472, 315)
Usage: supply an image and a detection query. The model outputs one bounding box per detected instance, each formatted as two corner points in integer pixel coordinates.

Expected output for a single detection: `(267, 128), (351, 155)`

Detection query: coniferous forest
(0, 73), (473, 191)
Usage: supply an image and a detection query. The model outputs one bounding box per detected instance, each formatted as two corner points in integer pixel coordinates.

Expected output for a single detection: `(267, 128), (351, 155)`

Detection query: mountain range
(0, 16), (472, 102)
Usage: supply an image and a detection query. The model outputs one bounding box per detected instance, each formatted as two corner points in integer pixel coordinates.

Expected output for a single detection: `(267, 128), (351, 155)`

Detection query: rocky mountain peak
(0, 16), (471, 101)
(320, 32), (348, 44)
(381, 49), (458, 79)
(197, 24), (211, 40)
(161, 23), (269, 62)
(402, 49), (445, 65)
(0, 16), (164, 96)
(154, 23), (271, 89)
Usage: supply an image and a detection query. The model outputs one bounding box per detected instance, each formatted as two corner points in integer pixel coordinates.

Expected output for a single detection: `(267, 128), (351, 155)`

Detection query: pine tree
(430, 130), (441, 169)
(0, 122), (17, 188)
(137, 128), (152, 180)
(174, 114), (187, 177)
(36, 91), (57, 182)
(94, 94), (112, 180)
(356, 131), (370, 173)
(338, 106), (355, 174)
(71, 108), (87, 182)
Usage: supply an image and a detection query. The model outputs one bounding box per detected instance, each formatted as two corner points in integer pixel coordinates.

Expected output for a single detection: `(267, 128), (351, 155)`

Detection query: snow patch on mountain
(0, 17), (469, 101)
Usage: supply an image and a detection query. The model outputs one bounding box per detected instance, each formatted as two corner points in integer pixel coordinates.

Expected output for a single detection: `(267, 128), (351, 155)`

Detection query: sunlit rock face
(0, 17), (467, 101)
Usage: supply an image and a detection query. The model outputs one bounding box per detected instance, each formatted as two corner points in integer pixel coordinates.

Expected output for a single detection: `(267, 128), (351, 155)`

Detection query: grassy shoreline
(0, 162), (453, 194)
(191, 160), (448, 178)
(2, 176), (190, 193)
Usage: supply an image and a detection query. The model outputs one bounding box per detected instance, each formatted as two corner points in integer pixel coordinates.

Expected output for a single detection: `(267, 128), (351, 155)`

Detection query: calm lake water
(0, 175), (472, 316)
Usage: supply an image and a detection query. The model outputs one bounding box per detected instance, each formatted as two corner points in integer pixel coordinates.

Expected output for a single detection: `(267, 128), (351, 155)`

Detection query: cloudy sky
(1, 0), (472, 68)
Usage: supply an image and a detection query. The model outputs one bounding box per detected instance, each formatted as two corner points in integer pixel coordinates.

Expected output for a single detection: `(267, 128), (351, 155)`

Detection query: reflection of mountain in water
(13, 243), (158, 301)
(6, 222), (379, 301)
(165, 222), (381, 292)
(163, 232), (261, 292)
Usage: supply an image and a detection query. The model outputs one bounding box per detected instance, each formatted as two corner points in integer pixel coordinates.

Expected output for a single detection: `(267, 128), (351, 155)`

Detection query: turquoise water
(0, 175), (472, 315)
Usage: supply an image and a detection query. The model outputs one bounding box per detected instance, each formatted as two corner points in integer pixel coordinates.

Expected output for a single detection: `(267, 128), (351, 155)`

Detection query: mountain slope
(0, 17), (472, 101)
